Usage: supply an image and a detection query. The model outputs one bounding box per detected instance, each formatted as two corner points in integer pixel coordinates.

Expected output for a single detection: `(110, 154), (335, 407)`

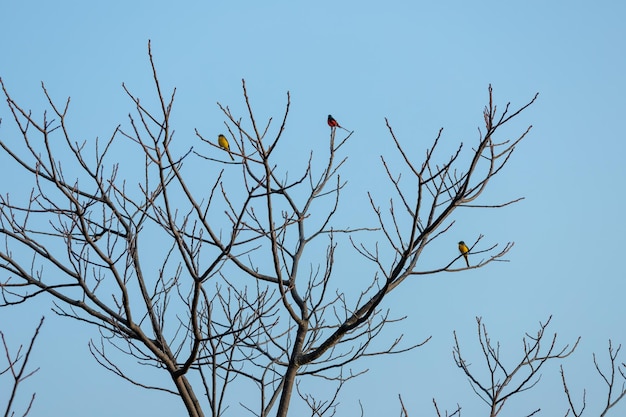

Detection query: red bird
(327, 114), (341, 128)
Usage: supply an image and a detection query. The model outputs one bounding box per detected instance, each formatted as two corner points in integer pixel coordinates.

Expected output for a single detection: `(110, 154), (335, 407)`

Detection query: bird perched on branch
(327, 114), (341, 128)
(218, 134), (234, 161)
(458, 241), (470, 267)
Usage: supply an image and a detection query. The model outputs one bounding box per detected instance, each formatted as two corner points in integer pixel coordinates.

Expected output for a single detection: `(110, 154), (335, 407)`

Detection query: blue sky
(1, 1), (625, 416)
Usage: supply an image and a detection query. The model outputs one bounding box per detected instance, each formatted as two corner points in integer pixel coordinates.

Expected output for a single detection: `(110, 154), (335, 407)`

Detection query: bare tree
(1, 317), (44, 417)
(451, 316), (579, 417)
(0, 42), (537, 417)
(561, 340), (626, 417)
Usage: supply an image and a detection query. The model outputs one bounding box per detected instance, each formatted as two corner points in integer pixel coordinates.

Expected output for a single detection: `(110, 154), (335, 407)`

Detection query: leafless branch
(1, 317), (44, 417)
(561, 340), (626, 417)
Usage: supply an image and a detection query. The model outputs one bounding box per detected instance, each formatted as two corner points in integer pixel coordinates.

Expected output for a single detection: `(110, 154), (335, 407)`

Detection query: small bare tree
(0, 42), (537, 416)
(450, 316), (579, 417)
(1, 317), (44, 417)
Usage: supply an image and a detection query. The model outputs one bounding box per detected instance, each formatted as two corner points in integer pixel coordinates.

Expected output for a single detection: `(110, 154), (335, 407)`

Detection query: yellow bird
(458, 241), (470, 267)
(218, 134), (234, 161)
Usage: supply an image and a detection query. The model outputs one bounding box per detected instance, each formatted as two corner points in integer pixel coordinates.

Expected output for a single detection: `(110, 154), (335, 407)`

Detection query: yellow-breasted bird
(218, 134), (234, 161)
(458, 241), (470, 267)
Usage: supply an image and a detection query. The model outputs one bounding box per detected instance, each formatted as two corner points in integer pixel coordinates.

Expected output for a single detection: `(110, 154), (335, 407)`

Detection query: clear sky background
(1, 1), (625, 416)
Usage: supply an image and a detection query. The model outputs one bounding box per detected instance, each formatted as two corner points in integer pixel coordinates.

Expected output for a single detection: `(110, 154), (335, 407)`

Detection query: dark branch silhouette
(561, 340), (626, 417)
(1, 317), (44, 417)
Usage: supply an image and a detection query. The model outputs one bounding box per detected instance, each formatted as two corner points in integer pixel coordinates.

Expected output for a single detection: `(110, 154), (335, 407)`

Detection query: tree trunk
(275, 323), (307, 417)
(173, 374), (205, 417)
